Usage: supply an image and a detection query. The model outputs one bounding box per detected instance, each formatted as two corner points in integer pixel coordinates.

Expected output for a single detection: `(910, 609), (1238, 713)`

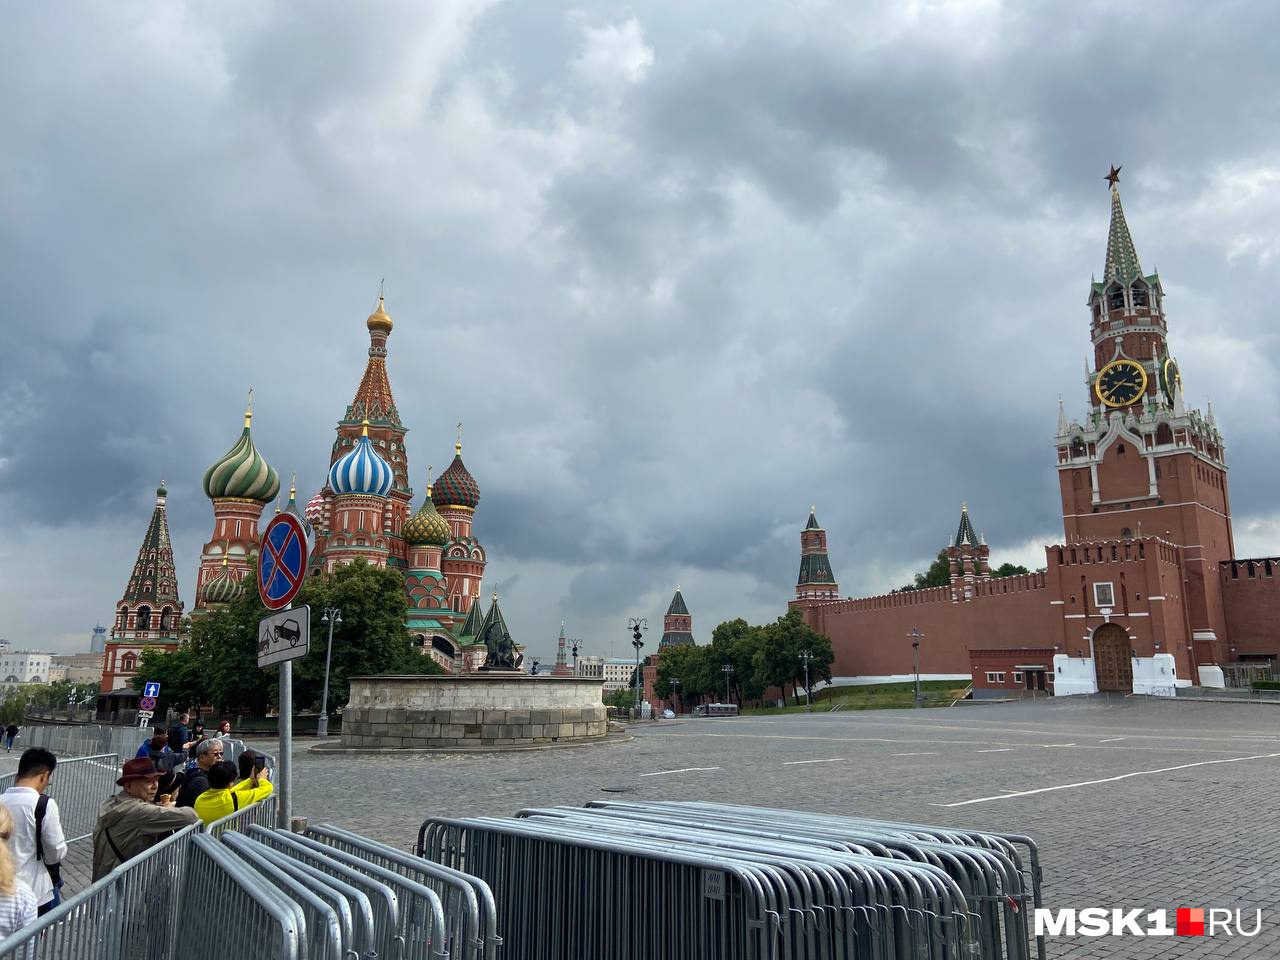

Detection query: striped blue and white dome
(328, 424), (394, 497)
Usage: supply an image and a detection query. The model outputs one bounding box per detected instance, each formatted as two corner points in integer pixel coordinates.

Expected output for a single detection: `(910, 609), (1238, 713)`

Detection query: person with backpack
(0, 749), (66, 916)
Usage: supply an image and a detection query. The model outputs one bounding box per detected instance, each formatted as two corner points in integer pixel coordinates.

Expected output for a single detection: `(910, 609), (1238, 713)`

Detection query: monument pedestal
(338, 674), (607, 750)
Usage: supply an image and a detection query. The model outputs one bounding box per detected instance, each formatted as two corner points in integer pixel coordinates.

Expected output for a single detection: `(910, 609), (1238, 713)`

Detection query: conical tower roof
(953, 502), (979, 547)
(475, 594), (513, 649)
(1103, 167), (1143, 283)
(805, 507), (821, 530)
(121, 483), (182, 611)
(666, 588), (690, 617)
(456, 600), (484, 641)
(346, 294), (401, 425)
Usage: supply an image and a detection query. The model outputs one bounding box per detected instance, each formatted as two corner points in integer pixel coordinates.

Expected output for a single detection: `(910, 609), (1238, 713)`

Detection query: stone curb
(306, 731), (632, 755)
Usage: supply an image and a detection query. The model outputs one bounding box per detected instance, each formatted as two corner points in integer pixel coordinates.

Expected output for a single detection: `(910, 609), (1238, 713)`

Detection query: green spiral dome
(201, 566), (245, 605)
(203, 411), (280, 503)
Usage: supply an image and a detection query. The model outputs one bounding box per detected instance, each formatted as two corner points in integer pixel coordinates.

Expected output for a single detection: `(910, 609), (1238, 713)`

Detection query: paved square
(290, 697), (1280, 957)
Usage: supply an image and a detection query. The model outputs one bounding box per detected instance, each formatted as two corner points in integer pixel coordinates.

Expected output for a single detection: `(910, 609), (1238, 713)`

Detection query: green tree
(134, 559), (441, 716)
(898, 550), (951, 592)
(292, 561), (442, 715)
(992, 562), (1031, 577)
(752, 609), (835, 705)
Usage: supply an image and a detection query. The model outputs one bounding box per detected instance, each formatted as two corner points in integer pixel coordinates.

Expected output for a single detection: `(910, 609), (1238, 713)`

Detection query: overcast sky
(2, 1), (1278, 661)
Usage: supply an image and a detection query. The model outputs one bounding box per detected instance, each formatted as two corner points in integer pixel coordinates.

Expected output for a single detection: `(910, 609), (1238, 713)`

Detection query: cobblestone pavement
(281, 697), (1279, 958)
(14, 698), (1278, 956)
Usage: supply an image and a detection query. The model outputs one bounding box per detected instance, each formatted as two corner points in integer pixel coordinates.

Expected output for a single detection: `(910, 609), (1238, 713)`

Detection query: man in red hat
(91, 758), (198, 881)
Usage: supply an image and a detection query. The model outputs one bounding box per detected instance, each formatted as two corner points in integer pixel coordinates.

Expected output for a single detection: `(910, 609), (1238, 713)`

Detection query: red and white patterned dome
(305, 491), (325, 526)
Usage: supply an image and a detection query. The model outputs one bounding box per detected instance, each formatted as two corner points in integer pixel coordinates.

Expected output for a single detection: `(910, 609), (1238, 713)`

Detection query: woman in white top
(0, 804), (38, 937)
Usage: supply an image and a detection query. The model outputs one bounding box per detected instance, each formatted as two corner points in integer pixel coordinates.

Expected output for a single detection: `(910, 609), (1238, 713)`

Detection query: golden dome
(366, 295), (393, 333)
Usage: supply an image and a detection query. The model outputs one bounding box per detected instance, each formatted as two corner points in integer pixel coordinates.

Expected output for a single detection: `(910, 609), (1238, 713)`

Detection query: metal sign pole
(278, 649), (292, 829)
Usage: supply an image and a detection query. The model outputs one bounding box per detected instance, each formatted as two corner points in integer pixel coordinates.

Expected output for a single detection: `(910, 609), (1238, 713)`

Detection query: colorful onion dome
(367, 295), (393, 333)
(404, 481), (452, 546)
(201, 555), (244, 605)
(304, 491), (324, 526)
(432, 441), (480, 509)
(328, 421), (394, 497)
(203, 405), (281, 503)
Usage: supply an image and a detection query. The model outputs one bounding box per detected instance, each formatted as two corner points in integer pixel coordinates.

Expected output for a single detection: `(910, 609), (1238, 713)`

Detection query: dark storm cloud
(2, 1), (1278, 655)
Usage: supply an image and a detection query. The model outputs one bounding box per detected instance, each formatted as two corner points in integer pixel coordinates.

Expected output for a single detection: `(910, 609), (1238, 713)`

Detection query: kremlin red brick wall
(796, 573), (1053, 677)
(1221, 558), (1280, 660)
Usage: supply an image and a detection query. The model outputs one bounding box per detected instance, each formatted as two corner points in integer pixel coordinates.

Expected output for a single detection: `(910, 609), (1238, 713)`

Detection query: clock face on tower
(1094, 359), (1148, 408)
(1161, 356), (1182, 404)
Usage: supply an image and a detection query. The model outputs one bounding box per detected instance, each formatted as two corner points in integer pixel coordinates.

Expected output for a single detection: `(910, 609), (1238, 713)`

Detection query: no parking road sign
(258, 512), (309, 610)
(139, 696), (157, 712)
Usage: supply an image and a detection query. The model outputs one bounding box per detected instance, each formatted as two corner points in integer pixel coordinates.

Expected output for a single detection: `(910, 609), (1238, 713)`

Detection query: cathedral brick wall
(795, 574), (1055, 677)
(1221, 559), (1280, 660)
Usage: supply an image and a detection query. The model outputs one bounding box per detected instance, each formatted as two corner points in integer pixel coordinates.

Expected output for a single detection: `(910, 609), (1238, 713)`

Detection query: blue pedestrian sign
(143, 681), (161, 699)
(258, 512), (309, 611)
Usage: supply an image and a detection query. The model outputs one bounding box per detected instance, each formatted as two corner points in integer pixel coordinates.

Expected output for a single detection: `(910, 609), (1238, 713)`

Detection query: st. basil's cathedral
(102, 295), (509, 696)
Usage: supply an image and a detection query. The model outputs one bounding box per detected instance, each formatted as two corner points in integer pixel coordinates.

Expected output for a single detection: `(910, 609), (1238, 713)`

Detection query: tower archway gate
(1093, 623), (1134, 692)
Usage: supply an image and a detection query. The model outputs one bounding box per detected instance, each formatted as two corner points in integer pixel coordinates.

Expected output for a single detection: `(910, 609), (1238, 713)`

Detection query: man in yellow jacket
(193, 760), (273, 826)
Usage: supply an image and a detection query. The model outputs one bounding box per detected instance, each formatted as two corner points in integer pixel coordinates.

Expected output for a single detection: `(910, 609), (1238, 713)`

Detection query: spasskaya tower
(1053, 166), (1233, 664)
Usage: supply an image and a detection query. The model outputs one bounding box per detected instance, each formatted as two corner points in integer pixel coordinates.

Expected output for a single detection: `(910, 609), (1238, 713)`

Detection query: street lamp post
(670, 677), (681, 715)
(629, 618), (647, 716)
(531, 658), (540, 676)
(317, 607), (342, 737)
(721, 664), (735, 705)
(570, 641), (580, 675)
(907, 628), (923, 709)
(799, 650), (813, 711)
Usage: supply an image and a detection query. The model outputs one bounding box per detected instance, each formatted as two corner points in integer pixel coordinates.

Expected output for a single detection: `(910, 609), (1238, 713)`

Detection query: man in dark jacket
(166, 713), (192, 753)
(175, 739), (224, 807)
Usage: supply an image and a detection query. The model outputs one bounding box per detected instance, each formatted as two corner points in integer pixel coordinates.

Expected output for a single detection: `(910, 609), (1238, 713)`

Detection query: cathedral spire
(347, 292), (400, 425)
(1103, 166), (1143, 283)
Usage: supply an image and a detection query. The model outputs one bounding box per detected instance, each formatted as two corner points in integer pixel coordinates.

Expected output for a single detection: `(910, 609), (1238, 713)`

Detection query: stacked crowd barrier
(417, 801), (1047, 960)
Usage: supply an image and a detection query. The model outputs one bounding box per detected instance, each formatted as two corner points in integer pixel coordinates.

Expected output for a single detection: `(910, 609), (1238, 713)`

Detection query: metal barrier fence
(183, 834), (303, 960)
(418, 802), (1046, 960)
(246, 825), (451, 960)
(306, 822), (502, 960)
(205, 793), (279, 838)
(0, 821), (200, 960)
(0, 754), (120, 843)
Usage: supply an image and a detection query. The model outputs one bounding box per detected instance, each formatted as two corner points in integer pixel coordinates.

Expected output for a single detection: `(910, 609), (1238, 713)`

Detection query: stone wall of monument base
(342, 674), (607, 748)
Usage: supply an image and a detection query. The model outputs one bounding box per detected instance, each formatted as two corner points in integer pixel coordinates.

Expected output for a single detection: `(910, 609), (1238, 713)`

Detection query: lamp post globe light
(628, 618), (647, 716)
(570, 641), (580, 674)
(799, 650), (814, 711)
(907, 628), (923, 709)
(721, 663), (734, 705)
(317, 607), (342, 737)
